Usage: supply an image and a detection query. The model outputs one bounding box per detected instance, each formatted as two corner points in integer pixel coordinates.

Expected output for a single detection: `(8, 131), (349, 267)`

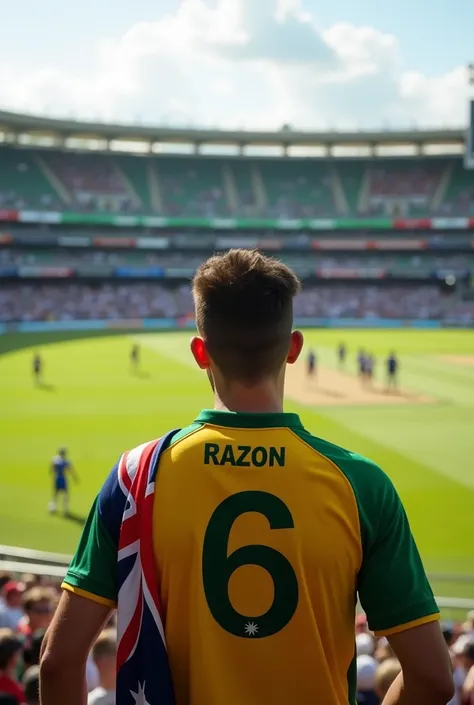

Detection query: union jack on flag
(100, 430), (179, 705)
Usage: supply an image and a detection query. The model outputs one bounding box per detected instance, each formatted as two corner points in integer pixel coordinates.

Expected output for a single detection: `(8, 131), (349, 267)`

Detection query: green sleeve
(354, 460), (439, 633)
(62, 497), (117, 604)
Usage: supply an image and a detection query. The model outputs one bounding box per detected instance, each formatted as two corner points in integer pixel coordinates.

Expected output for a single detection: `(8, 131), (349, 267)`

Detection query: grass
(1, 328), (473, 609)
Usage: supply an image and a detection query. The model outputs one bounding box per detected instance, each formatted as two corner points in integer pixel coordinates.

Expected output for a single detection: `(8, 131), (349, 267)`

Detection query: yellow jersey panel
(153, 422), (362, 705)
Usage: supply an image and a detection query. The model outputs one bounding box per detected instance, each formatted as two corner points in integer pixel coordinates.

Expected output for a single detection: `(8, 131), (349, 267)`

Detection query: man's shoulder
(296, 426), (392, 496)
(123, 421), (203, 461)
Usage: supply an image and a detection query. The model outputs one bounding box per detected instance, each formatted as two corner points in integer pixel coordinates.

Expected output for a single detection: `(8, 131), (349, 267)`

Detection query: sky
(0, 0), (472, 130)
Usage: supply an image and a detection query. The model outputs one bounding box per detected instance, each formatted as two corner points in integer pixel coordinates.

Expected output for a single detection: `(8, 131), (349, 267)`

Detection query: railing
(0, 545), (70, 579)
(1, 545), (474, 612)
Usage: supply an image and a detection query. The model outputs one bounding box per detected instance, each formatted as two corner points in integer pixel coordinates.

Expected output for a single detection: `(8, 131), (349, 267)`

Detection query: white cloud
(0, 0), (468, 130)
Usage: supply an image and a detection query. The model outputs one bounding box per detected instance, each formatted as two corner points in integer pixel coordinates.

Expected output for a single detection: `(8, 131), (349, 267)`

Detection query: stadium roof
(0, 109), (466, 152)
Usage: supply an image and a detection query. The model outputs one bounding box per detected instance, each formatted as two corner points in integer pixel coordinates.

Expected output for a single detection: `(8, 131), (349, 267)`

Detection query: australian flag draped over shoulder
(113, 430), (180, 705)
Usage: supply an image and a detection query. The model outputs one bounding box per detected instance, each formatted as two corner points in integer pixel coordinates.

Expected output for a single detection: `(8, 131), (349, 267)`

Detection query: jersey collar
(195, 409), (303, 429)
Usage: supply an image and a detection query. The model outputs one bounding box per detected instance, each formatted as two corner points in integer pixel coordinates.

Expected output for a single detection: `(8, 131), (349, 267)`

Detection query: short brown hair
(193, 249), (300, 382)
(92, 630), (117, 661)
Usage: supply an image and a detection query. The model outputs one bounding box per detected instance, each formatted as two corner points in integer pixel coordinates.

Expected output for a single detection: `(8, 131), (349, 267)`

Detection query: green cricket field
(1, 328), (473, 607)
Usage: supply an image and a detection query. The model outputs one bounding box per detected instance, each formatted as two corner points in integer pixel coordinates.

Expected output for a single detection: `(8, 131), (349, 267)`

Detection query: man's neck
(213, 385), (284, 414)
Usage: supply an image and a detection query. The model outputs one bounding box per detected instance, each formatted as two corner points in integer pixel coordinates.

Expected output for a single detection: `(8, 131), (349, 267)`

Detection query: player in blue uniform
(48, 448), (78, 515)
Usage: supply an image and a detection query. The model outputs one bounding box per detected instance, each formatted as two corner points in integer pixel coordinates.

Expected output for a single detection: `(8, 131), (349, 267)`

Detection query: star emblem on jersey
(244, 621), (259, 637)
(130, 682), (151, 705)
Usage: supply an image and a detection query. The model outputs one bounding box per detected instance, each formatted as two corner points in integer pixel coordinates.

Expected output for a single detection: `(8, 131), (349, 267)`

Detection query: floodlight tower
(465, 64), (474, 168)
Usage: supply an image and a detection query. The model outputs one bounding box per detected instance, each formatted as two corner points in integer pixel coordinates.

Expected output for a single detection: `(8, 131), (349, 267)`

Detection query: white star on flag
(130, 681), (151, 705)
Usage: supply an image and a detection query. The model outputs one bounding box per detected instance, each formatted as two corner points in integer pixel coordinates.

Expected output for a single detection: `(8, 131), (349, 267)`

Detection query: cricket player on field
(40, 250), (453, 705)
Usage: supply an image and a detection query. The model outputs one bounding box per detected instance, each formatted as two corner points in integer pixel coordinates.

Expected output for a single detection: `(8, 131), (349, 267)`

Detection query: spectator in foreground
(17, 589), (54, 646)
(23, 630), (46, 671)
(0, 574), (13, 609)
(23, 665), (39, 705)
(462, 642), (474, 705)
(374, 659), (402, 701)
(87, 630), (116, 705)
(0, 584), (25, 631)
(40, 251), (454, 705)
(0, 629), (24, 703)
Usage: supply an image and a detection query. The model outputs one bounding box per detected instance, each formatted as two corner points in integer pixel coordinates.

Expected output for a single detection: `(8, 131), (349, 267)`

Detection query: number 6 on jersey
(202, 490), (299, 639)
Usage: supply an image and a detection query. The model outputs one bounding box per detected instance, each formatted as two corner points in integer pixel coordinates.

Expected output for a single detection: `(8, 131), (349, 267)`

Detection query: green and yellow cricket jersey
(63, 410), (439, 705)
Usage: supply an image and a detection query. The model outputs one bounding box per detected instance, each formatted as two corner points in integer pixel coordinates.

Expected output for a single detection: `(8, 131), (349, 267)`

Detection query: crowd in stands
(44, 155), (136, 214)
(160, 171), (226, 218)
(0, 284), (193, 322)
(1, 283), (474, 323)
(0, 572), (116, 704)
(295, 284), (474, 320)
(2, 148), (474, 217)
(0, 190), (56, 212)
(439, 187), (474, 217)
(367, 165), (442, 216)
(1, 571), (474, 704)
(1, 249), (472, 274)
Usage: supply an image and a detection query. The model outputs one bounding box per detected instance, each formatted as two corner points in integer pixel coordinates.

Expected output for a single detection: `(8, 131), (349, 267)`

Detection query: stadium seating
(232, 160), (259, 216)
(115, 155), (152, 212)
(258, 160), (336, 218)
(43, 152), (136, 212)
(337, 161), (365, 215)
(0, 147), (62, 210)
(2, 148), (474, 217)
(440, 160), (474, 215)
(365, 159), (445, 216)
(2, 249), (473, 275)
(2, 281), (473, 322)
(157, 157), (228, 217)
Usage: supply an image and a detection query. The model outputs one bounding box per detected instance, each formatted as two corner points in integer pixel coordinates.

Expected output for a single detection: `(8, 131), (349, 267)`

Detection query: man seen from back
(40, 249), (453, 705)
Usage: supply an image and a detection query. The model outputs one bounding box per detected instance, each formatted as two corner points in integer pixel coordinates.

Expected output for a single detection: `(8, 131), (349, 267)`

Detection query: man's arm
(354, 460), (452, 704)
(40, 591), (111, 705)
(381, 622), (453, 705)
(40, 462), (123, 705)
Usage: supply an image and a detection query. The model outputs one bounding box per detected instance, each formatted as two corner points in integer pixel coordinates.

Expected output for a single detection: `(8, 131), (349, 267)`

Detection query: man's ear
(287, 330), (304, 365)
(190, 336), (210, 369)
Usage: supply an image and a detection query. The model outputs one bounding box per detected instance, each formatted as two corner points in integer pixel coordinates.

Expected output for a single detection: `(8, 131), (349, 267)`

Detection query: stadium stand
(2, 282), (474, 323)
(42, 152), (137, 213)
(231, 159), (258, 215)
(258, 160), (336, 218)
(2, 147), (474, 217)
(365, 159), (446, 216)
(440, 159), (474, 215)
(1, 249), (472, 275)
(157, 157), (228, 217)
(115, 155), (152, 212)
(0, 120), (473, 327)
(0, 148), (62, 210)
